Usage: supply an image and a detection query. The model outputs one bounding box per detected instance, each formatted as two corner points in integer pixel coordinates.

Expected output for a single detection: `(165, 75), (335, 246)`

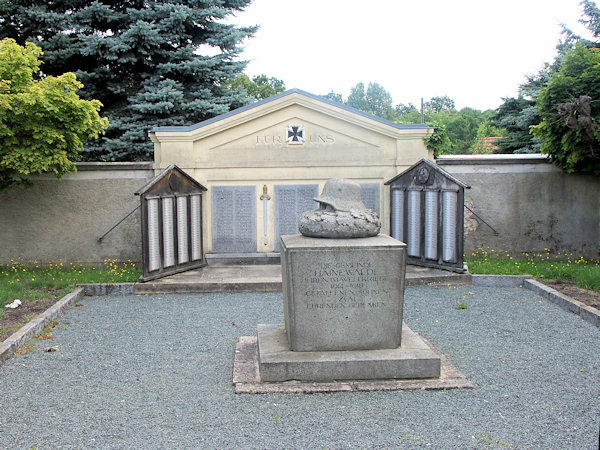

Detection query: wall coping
(76, 162), (154, 171)
(436, 154), (549, 165)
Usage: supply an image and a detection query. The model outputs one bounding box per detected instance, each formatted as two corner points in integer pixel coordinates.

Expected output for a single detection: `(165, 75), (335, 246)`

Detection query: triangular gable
(385, 158), (470, 189)
(135, 164), (207, 196)
(150, 89), (432, 142)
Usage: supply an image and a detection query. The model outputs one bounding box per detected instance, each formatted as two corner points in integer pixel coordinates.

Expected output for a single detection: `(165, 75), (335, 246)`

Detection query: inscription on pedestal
(212, 186), (256, 253)
(302, 260), (387, 310)
(274, 184), (318, 251)
(361, 183), (380, 215)
(281, 235), (406, 352)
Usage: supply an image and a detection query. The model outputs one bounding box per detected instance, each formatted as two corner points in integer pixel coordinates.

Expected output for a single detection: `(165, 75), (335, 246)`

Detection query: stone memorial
(279, 234), (404, 352)
(254, 179), (442, 383)
(360, 183), (380, 216)
(298, 179), (381, 238)
(274, 184), (319, 252)
(212, 186), (256, 253)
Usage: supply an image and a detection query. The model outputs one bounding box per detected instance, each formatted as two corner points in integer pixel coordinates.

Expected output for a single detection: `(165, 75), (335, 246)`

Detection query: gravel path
(0, 286), (598, 449)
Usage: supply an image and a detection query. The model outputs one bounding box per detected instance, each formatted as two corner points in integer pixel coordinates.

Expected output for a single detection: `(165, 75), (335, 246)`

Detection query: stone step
(134, 264), (472, 294)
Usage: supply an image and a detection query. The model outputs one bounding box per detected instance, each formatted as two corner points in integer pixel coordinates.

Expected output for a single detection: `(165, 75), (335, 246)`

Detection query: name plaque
(361, 183), (380, 215)
(274, 184), (319, 251)
(212, 186), (256, 253)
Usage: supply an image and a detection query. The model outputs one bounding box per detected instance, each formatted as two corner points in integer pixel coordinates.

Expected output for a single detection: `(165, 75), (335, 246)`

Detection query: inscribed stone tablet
(274, 184), (319, 251)
(212, 186), (256, 253)
(281, 234), (407, 351)
(361, 183), (380, 215)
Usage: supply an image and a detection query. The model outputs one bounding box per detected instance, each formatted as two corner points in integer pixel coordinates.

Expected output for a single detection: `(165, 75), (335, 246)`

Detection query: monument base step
(233, 326), (473, 394)
(256, 324), (440, 382)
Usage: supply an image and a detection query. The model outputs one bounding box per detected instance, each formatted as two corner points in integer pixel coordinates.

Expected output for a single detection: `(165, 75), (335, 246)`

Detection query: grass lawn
(0, 259), (141, 309)
(465, 248), (600, 292)
(0, 251), (597, 340)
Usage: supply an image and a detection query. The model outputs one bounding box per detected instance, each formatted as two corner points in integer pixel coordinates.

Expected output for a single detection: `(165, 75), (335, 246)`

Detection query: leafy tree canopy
(346, 82), (396, 121)
(395, 97), (494, 155)
(469, 122), (506, 154)
(492, 94), (542, 153)
(322, 90), (344, 104)
(0, 0), (256, 161)
(226, 73), (285, 104)
(424, 95), (455, 114)
(533, 45), (600, 174)
(436, 108), (494, 154)
(493, 0), (600, 160)
(395, 102), (418, 116)
(0, 38), (108, 190)
(322, 83), (494, 156)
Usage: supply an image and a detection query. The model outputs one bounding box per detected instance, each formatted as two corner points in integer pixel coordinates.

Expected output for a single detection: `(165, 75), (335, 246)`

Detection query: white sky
(228, 0), (592, 111)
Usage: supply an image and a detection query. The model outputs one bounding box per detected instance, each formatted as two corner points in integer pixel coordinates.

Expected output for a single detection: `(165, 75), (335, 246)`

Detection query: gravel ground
(0, 285), (598, 449)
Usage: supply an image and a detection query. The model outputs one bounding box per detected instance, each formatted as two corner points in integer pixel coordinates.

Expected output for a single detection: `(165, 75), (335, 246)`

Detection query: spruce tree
(0, 0), (256, 161)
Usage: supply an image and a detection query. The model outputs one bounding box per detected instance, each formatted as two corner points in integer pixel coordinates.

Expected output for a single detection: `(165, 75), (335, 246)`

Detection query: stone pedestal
(280, 234), (407, 351)
(257, 323), (441, 382)
(254, 234), (442, 383)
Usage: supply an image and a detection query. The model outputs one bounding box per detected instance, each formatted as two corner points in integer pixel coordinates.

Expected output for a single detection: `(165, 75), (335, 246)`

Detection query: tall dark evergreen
(0, 0), (256, 161)
(491, 72), (549, 154)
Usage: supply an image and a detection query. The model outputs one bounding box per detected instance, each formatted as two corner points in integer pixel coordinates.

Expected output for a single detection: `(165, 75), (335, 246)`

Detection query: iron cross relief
(286, 125), (305, 144)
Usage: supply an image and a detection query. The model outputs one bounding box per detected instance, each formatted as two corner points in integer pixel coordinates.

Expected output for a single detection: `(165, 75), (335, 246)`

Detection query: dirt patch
(543, 280), (600, 311)
(0, 291), (62, 342)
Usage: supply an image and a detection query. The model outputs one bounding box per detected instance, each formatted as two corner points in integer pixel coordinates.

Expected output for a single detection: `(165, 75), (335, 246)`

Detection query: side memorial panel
(212, 186), (256, 253)
(275, 184), (319, 251)
(361, 183), (380, 216)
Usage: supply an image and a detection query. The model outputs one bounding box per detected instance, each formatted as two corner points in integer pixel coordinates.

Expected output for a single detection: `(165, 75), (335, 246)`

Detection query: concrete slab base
(233, 325), (473, 394)
(135, 264), (472, 294)
(257, 324), (439, 382)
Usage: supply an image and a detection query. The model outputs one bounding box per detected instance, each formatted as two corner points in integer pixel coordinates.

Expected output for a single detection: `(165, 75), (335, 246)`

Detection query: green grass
(0, 259), (141, 308)
(465, 248), (600, 292)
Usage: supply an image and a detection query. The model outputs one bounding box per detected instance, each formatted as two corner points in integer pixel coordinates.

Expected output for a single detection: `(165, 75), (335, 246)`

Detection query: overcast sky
(228, 0), (591, 111)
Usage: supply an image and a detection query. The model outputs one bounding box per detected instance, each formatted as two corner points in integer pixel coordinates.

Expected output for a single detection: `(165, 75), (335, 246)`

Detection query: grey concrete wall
(1, 157), (598, 265)
(438, 155), (600, 258)
(0, 163), (153, 265)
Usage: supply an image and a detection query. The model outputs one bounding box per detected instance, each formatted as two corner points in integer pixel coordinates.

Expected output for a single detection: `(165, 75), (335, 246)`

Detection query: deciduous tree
(322, 90), (344, 104)
(533, 45), (600, 174)
(0, 38), (108, 190)
(227, 74), (286, 104)
(346, 82), (396, 120)
(0, 0), (256, 161)
(424, 95), (455, 114)
(492, 0), (600, 158)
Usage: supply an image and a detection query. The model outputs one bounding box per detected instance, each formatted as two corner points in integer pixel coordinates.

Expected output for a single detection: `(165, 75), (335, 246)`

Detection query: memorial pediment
(148, 89), (435, 256)
(151, 89), (430, 144)
(212, 118), (380, 153)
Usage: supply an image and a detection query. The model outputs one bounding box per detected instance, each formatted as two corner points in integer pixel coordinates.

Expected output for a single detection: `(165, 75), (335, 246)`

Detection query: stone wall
(438, 154), (600, 258)
(1, 156), (598, 265)
(0, 163), (153, 265)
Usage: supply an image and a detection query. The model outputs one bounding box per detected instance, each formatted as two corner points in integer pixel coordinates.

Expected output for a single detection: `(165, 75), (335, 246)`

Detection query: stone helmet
(314, 179), (369, 213)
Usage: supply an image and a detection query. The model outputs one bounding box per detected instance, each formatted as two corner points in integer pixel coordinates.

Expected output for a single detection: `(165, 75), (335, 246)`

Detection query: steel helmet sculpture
(298, 179), (381, 238)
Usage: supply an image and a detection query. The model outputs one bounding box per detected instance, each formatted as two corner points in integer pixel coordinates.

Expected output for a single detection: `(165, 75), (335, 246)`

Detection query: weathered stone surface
(298, 209), (380, 238)
(234, 333), (472, 392)
(360, 183), (380, 215)
(211, 185), (256, 253)
(256, 323), (441, 382)
(274, 184), (319, 251)
(281, 234), (406, 351)
(298, 179), (381, 238)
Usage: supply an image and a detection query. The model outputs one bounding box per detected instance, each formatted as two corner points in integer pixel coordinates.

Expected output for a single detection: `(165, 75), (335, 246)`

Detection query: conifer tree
(492, 0), (600, 157)
(0, 0), (256, 161)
